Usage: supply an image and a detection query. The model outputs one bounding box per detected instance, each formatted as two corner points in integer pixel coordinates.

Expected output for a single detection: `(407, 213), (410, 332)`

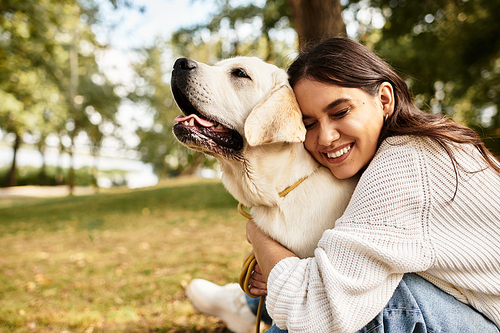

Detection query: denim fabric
(246, 295), (273, 326)
(248, 273), (499, 333)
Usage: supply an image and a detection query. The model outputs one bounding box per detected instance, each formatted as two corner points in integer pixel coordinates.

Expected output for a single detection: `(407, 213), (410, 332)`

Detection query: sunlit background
(0, 0), (223, 190)
(1, 0), (499, 192)
(1, 1), (499, 331)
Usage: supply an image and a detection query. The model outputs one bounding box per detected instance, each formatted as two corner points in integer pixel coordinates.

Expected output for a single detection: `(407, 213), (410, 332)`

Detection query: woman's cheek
(304, 131), (316, 152)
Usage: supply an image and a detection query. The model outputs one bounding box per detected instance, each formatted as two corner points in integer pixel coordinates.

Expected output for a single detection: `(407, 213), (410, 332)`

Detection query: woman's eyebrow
(324, 98), (351, 112)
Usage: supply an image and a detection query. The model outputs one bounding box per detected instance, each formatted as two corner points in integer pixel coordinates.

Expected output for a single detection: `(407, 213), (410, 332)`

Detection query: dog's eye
(232, 68), (251, 80)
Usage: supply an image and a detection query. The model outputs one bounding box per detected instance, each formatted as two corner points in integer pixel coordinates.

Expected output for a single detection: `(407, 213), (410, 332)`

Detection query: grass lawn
(0, 178), (252, 332)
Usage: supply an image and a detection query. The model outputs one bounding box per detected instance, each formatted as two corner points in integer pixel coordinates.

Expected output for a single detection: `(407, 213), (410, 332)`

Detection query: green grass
(0, 178), (253, 332)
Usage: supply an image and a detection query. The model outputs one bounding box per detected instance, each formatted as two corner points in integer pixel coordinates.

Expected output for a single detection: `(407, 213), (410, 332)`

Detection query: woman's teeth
(327, 145), (351, 159)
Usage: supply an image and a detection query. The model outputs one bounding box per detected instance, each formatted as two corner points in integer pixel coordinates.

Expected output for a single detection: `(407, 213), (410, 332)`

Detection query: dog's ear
(244, 84), (306, 146)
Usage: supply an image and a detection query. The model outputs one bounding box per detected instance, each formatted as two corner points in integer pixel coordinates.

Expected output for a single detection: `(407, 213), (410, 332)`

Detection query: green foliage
(0, 0), (122, 186)
(125, 37), (211, 178)
(150, 0), (499, 177)
(3, 0), (499, 182)
(128, 0), (298, 176)
(347, 0), (500, 154)
(170, 0), (296, 66)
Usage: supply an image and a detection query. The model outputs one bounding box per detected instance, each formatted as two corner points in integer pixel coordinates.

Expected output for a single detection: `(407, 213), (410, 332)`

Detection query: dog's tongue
(174, 114), (216, 127)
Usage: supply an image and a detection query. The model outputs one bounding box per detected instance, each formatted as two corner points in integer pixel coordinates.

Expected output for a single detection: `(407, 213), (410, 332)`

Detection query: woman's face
(294, 79), (393, 180)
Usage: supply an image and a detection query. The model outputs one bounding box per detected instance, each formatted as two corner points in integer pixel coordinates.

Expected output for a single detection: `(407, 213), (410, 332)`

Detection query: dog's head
(171, 57), (305, 159)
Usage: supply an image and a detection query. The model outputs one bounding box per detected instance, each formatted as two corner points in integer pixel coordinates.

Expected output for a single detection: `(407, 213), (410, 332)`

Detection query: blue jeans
(246, 273), (499, 332)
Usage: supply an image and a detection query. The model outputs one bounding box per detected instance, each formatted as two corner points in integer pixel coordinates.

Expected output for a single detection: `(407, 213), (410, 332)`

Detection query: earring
(385, 112), (389, 121)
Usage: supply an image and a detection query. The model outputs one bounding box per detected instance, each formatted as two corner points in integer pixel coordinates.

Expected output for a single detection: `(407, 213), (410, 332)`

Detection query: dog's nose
(174, 58), (197, 71)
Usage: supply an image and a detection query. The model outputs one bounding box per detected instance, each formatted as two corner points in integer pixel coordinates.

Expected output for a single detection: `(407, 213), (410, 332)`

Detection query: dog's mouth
(172, 87), (244, 154)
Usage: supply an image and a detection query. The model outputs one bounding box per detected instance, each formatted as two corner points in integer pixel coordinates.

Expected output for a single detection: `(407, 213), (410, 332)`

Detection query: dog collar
(237, 174), (310, 220)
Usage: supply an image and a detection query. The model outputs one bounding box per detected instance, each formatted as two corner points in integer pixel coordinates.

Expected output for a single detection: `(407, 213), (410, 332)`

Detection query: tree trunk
(288, 0), (346, 50)
(38, 142), (48, 186)
(68, 142), (75, 195)
(91, 145), (100, 194)
(55, 143), (64, 186)
(67, 17), (79, 196)
(5, 132), (21, 187)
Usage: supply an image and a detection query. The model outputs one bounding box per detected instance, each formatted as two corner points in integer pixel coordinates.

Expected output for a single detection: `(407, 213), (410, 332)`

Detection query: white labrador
(171, 57), (357, 259)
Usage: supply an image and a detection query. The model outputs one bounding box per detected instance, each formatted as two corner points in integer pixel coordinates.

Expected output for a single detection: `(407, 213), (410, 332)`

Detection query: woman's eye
(304, 122), (317, 130)
(333, 108), (350, 118)
(232, 68), (251, 79)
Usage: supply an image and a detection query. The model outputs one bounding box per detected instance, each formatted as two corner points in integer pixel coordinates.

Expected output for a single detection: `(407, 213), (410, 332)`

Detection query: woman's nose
(318, 125), (340, 147)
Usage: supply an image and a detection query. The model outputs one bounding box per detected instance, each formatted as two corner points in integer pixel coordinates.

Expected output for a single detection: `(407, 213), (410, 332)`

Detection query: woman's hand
(246, 220), (298, 283)
(249, 262), (268, 296)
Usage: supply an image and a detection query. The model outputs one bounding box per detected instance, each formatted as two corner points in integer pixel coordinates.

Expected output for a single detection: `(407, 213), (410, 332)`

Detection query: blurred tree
(170, 0), (500, 158)
(346, 0), (500, 155)
(0, 90), (25, 187)
(128, 38), (182, 178)
(0, 0), (121, 189)
(67, 0), (500, 186)
(139, 0), (301, 177)
(0, 0), (66, 186)
(3, 0), (497, 187)
(171, 0), (297, 66)
(142, 0), (345, 177)
(288, 0), (346, 48)
(127, 37), (221, 178)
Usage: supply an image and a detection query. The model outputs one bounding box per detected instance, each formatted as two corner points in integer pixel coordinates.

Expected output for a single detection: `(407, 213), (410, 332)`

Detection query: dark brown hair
(288, 37), (500, 174)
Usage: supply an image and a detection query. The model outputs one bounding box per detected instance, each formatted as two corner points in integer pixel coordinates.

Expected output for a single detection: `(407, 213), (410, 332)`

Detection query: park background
(1, 0), (499, 332)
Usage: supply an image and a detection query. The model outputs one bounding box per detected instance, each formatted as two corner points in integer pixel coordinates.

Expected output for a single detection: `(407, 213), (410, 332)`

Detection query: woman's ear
(378, 82), (395, 117)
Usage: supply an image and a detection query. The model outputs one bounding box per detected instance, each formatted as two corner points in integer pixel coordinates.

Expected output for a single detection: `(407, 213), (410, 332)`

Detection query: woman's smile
(324, 142), (353, 163)
(294, 79), (394, 179)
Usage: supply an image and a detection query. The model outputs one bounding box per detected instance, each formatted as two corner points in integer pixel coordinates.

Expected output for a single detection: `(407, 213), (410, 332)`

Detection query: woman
(187, 37), (500, 332)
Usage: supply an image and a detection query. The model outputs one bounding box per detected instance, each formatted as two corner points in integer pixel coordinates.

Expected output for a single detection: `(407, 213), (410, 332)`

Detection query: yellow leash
(237, 176), (308, 333)
(238, 204), (265, 333)
(237, 202), (253, 220)
(238, 251), (264, 333)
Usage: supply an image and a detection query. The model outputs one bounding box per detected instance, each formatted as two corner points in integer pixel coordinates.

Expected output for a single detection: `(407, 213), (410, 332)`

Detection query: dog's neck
(218, 142), (319, 207)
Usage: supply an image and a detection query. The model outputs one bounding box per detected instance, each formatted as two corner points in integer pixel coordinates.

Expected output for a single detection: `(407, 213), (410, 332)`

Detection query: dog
(171, 56), (357, 259)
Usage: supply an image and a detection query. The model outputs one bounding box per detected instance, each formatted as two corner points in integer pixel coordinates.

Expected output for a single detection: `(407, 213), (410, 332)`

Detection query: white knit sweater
(266, 135), (500, 332)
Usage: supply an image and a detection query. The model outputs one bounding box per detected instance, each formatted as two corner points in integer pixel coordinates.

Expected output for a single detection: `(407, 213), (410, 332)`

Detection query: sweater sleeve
(266, 136), (436, 333)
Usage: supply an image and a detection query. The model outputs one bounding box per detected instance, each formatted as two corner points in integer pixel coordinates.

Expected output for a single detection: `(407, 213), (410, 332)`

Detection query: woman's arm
(246, 219), (297, 295)
(259, 137), (435, 332)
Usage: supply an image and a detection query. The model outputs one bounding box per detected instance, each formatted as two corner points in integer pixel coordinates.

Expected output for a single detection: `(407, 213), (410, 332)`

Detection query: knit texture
(266, 135), (500, 332)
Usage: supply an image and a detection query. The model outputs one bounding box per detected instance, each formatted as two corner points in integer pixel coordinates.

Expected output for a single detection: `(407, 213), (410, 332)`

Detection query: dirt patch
(0, 185), (95, 198)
